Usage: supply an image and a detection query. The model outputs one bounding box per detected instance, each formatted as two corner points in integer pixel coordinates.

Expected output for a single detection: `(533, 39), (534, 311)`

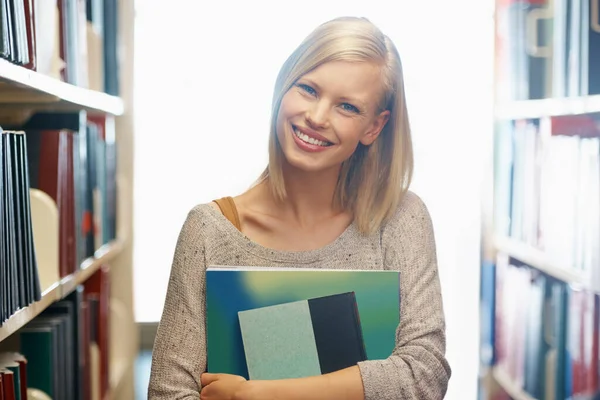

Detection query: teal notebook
(206, 267), (400, 379)
(238, 300), (322, 380)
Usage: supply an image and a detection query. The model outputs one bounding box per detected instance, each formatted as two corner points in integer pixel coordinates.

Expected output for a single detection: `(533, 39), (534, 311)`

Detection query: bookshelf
(492, 367), (537, 400)
(495, 94), (600, 120)
(0, 0), (138, 399)
(0, 240), (122, 343)
(479, 1), (600, 400)
(493, 236), (589, 291)
(0, 58), (124, 115)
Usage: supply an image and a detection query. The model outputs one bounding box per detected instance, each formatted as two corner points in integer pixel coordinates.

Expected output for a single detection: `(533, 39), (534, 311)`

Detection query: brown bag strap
(213, 197), (241, 231)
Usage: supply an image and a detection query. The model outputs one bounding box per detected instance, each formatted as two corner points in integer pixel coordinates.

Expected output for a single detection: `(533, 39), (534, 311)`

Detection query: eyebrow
(301, 78), (368, 110)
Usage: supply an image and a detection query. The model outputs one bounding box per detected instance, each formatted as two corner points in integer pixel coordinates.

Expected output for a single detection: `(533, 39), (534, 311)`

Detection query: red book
(1, 370), (15, 400)
(568, 290), (599, 397)
(23, 0), (36, 70)
(26, 130), (77, 277)
(84, 264), (111, 399)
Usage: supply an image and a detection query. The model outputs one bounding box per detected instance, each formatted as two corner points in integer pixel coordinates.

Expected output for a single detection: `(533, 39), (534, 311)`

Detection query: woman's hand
(200, 373), (248, 400)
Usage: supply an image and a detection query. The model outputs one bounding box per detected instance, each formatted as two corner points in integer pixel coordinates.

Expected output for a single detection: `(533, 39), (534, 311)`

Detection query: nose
(306, 100), (330, 129)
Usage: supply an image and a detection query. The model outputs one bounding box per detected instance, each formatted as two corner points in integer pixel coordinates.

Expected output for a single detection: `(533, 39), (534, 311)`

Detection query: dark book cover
(0, 0), (10, 59)
(308, 292), (367, 374)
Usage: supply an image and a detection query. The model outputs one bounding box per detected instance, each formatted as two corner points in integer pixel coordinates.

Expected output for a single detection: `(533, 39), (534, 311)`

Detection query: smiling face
(275, 60), (390, 174)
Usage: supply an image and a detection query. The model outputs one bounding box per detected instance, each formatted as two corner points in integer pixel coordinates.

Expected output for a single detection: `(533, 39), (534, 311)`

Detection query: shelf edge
(61, 240), (125, 297)
(495, 95), (600, 119)
(493, 235), (594, 292)
(0, 283), (61, 342)
(492, 367), (537, 400)
(0, 240), (124, 342)
(0, 59), (124, 115)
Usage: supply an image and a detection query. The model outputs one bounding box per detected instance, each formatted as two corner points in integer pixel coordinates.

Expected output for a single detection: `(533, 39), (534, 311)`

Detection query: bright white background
(132, 2), (495, 399)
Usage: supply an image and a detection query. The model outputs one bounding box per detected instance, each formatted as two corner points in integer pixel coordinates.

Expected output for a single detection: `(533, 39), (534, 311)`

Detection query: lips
(292, 125), (333, 147)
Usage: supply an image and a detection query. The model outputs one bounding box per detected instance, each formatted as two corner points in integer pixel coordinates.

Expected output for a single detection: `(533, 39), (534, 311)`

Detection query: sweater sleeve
(357, 193), (451, 400)
(148, 207), (207, 399)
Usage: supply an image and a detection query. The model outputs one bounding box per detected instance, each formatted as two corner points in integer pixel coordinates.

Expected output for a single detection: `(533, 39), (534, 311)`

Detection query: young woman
(148, 16), (451, 400)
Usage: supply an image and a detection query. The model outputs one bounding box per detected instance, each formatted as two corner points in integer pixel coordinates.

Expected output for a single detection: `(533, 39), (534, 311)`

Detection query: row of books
(495, 0), (600, 101)
(494, 112), (600, 288)
(0, 266), (110, 400)
(0, 0), (120, 94)
(481, 253), (600, 400)
(0, 130), (41, 327)
(0, 111), (117, 326)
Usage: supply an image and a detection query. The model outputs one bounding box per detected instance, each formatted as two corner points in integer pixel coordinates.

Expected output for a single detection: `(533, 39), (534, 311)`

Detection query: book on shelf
(490, 252), (600, 400)
(0, 0), (119, 94)
(206, 266), (400, 380)
(487, 109), (600, 399)
(483, 1), (600, 400)
(493, 113), (600, 290)
(0, 111), (117, 327)
(20, 112), (117, 273)
(0, 266), (111, 400)
(0, 128), (42, 326)
(495, 0), (600, 102)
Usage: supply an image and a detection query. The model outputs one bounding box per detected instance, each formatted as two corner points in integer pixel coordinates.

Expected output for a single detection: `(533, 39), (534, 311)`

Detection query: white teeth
(293, 128), (329, 147)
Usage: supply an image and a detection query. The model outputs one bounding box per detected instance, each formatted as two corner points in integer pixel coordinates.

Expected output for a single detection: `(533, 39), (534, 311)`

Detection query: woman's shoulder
(177, 201), (230, 238)
(387, 190), (432, 225)
(381, 190), (435, 242)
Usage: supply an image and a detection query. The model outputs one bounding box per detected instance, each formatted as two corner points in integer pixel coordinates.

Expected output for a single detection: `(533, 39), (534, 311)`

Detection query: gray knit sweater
(148, 191), (451, 400)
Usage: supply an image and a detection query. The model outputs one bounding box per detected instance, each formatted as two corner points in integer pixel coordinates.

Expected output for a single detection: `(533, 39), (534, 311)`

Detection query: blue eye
(341, 103), (360, 113)
(298, 84), (316, 96)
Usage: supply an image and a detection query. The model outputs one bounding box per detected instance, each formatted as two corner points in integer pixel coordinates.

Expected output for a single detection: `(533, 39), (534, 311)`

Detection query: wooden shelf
(61, 241), (125, 297)
(494, 235), (592, 291)
(0, 282), (61, 343)
(492, 367), (537, 400)
(0, 240), (123, 342)
(0, 59), (124, 115)
(495, 95), (600, 120)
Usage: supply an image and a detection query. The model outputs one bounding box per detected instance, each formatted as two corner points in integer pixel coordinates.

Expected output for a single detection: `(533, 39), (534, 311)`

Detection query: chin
(283, 154), (329, 173)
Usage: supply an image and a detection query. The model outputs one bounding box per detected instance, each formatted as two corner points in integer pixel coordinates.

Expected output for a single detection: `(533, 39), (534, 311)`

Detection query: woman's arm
(148, 207), (208, 399)
(201, 366), (364, 400)
(356, 192), (451, 400)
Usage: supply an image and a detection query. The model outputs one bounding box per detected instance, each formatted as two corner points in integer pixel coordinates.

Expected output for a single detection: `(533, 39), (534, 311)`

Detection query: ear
(360, 110), (390, 146)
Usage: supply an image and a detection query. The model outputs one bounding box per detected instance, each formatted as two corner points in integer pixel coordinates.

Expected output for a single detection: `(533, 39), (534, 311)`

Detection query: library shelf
(0, 239), (124, 342)
(0, 59), (124, 115)
(493, 235), (594, 291)
(61, 240), (125, 297)
(492, 367), (537, 400)
(495, 95), (600, 120)
(0, 282), (61, 343)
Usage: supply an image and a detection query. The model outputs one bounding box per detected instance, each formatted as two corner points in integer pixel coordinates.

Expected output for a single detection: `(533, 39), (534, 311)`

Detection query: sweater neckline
(202, 203), (361, 264)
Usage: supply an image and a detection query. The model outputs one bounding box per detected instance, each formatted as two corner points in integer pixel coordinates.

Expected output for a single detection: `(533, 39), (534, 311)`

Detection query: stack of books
(206, 267), (400, 380)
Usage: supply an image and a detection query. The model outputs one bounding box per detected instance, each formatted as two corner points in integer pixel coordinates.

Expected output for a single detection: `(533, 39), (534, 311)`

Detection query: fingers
(201, 372), (219, 386)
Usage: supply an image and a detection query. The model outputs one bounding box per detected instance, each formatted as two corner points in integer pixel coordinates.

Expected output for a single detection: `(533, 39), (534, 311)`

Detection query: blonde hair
(259, 16), (413, 234)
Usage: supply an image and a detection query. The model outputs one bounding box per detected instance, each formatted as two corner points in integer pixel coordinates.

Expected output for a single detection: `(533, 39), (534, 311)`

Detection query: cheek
(332, 117), (368, 142)
(279, 92), (300, 117)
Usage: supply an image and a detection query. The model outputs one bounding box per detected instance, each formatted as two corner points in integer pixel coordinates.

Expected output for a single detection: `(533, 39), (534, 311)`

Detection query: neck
(272, 162), (343, 226)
